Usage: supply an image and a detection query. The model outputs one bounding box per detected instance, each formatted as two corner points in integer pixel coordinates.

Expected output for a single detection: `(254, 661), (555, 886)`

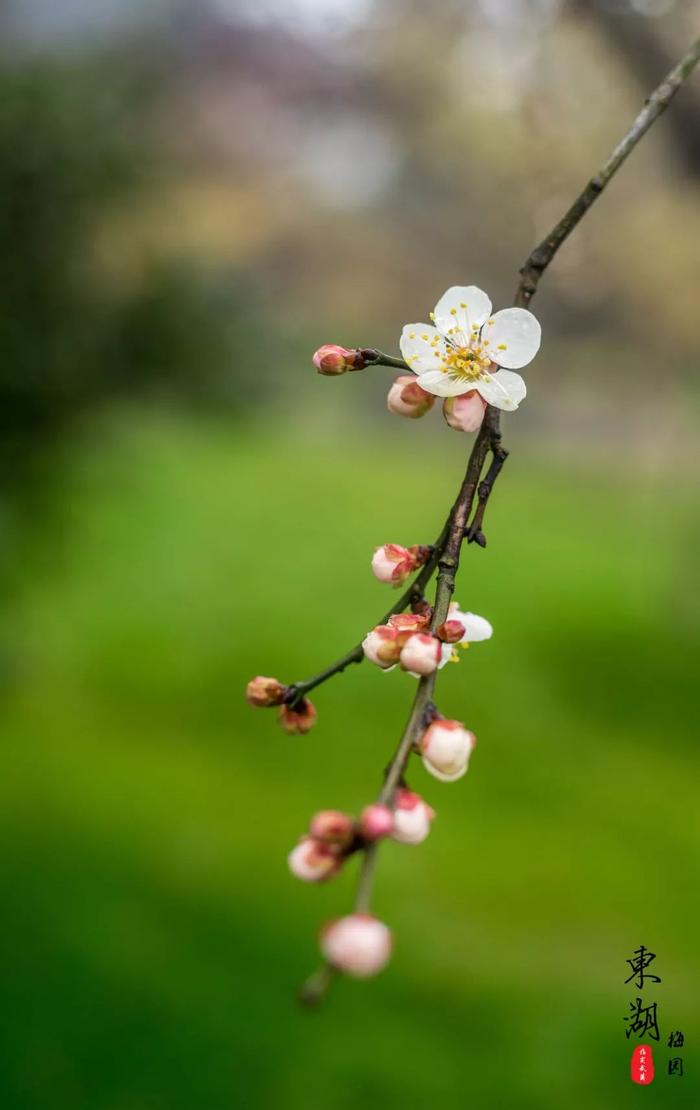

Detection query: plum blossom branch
(515, 34), (700, 310)
(251, 33), (700, 1008)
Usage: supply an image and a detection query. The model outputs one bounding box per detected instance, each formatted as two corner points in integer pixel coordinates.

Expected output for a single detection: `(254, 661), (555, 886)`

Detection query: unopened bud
(399, 632), (442, 676)
(358, 804), (394, 841)
(443, 391), (487, 433)
(387, 375), (436, 418)
(288, 837), (342, 882)
(420, 719), (476, 782)
(391, 788), (435, 845)
(362, 625), (401, 668)
(246, 675), (286, 707)
(371, 543), (429, 587)
(278, 697), (317, 734)
(313, 344), (367, 376)
(309, 809), (354, 848)
(388, 612), (429, 641)
(437, 619), (466, 644)
(320, 914), (392, 978)
(444, 604), (493, 644)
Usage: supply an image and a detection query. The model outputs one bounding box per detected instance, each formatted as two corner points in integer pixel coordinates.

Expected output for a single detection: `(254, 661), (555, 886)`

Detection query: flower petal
(437, 642), (453, 669)
(433, 286), (492, 345)
(399, 325), (446, 374)
(416, 370), (471, 398)
(421, 755), (468, 782)
(460, 612), (493, 643)
(481, 307), (541, 369)
(475, 369), (526, 411)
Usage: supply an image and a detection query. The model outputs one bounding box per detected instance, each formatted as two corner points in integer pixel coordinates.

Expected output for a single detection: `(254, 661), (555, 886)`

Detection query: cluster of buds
(289, 792), (436, 885)
(288, 810), (355, 883)
(291, 790), (435, 979)
(313, 348), (486, 432)
(363, 596), (492, 676)
(386, 376), (487, 434)
(246, 676), (317, 735)
(371, 542), (432, 587)
(362, 612), (437, 672)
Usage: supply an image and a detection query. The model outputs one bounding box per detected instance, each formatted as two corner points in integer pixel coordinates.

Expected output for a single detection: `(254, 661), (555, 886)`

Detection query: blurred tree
(0, 53), (258, 486)
(577, 0), (700, 175)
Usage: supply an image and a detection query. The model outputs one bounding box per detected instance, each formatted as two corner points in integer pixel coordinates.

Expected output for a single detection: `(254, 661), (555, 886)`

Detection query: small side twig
(465, 449), (509, 547)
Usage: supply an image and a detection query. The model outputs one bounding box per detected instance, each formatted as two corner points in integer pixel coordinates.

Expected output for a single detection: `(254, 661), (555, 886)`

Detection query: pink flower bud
(437, 619), (466, 644)
(288, 837), (342, 882)
(399, 632), (442, 676)
(278, 698), (317, 734)
(362, 625), (401, 668)
(309, 810), (354, 848)
(358, 804), (394, 841)
(321, 914), (392, 978)
(391, 788), (435, 845)
(313, 344), (367, 375)
(441, 604), (493, 646)
(246, 675), (286, 707)
(442, 391), (487, 433)
(371, 543), (412, 585)
(420, 719), (476, 782)
(388, 612), (430, 640)
(371, 543), (429, 587)
(387, 375), (436, 418)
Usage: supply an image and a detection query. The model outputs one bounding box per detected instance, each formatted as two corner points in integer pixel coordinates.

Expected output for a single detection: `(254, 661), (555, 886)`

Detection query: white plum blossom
(400, 285), (541, 411)
(438, 603), (493, 668)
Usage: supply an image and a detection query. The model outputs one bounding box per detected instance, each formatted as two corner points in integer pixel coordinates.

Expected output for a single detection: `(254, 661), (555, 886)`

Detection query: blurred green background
(0, 2), (698, 1108)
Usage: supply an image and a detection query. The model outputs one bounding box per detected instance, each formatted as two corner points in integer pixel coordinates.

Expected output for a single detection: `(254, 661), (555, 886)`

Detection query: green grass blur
(0, 411), (697, 1110)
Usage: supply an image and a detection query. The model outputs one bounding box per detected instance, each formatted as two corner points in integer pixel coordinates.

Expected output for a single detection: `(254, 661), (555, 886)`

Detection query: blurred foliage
(0, 416), (698, 1109)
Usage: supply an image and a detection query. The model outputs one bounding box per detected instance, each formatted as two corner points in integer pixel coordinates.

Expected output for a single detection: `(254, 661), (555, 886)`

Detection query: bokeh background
(0, 1), (698, 1107)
